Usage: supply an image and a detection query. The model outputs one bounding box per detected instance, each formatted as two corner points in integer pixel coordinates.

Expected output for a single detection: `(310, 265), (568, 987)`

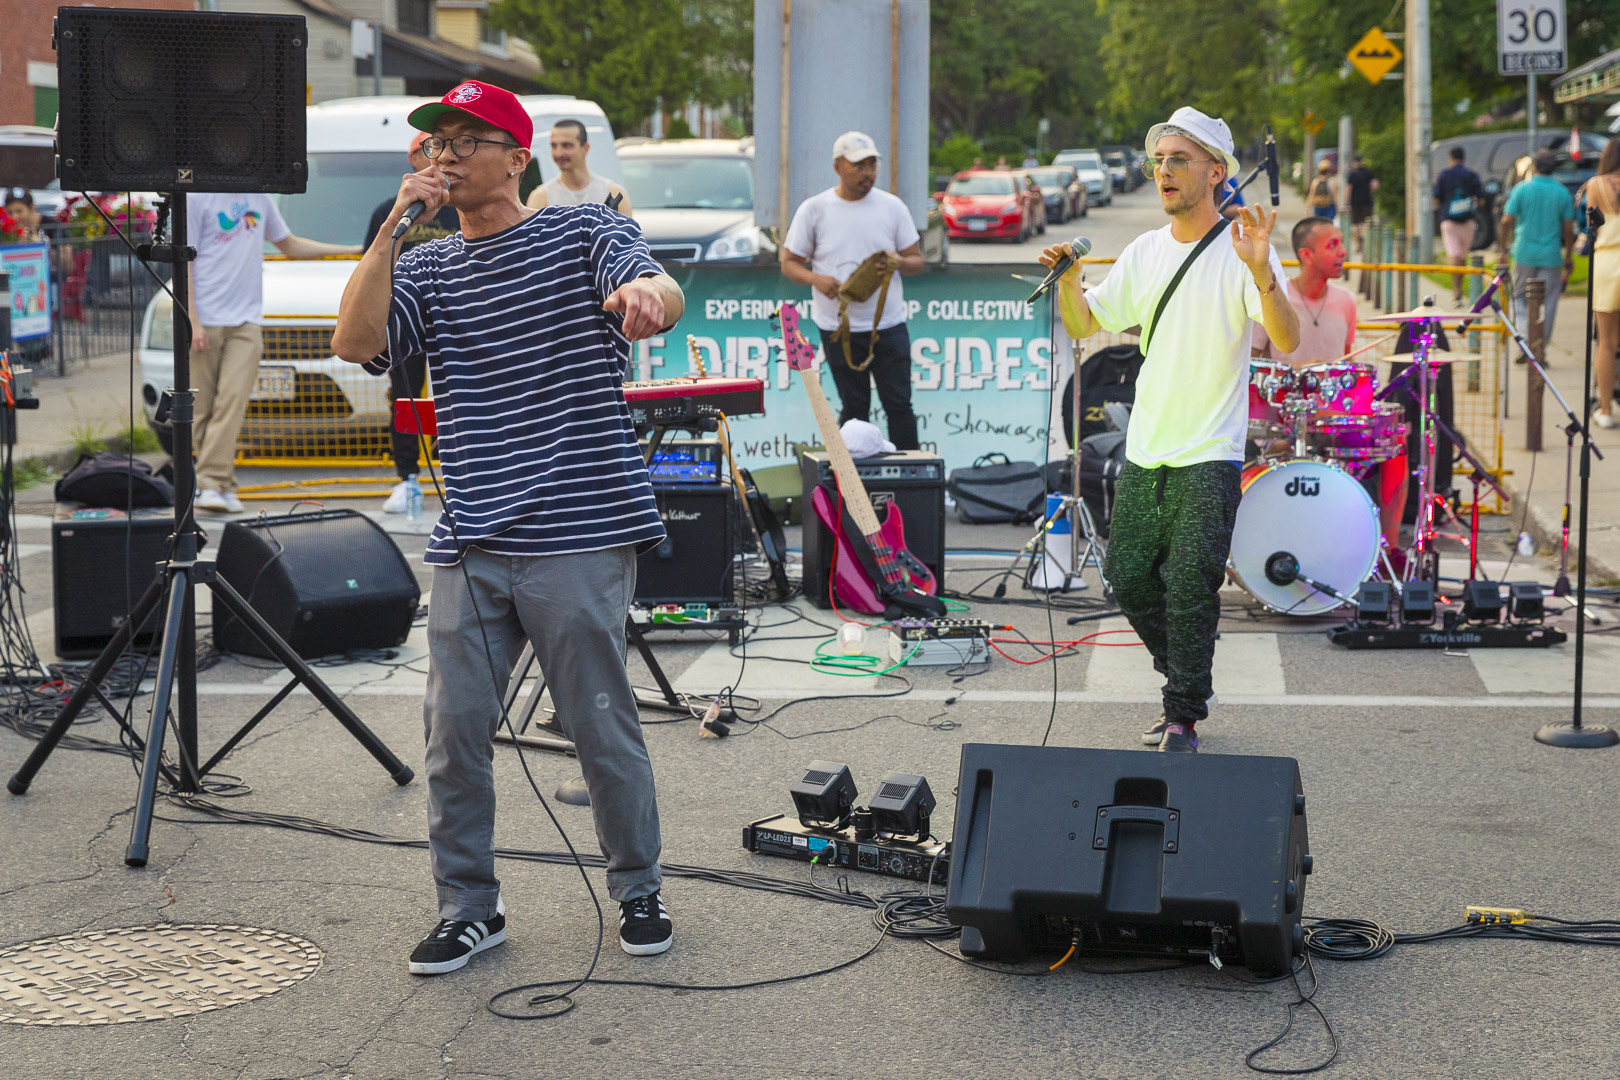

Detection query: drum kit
(1228, 298), (1504, 616)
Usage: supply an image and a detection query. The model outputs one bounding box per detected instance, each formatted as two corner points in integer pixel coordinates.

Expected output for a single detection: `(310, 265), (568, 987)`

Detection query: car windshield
(619, 156), (752, 210)
(274, 152), (407, 246)
(1028, 168), (1069, 186)
(948, 175), (1016, 196)
(1103, 151), (1126, 167)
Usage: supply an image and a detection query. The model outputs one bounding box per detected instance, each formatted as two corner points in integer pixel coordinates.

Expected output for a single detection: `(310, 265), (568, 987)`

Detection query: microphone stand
(1533, 204), (1617, 749)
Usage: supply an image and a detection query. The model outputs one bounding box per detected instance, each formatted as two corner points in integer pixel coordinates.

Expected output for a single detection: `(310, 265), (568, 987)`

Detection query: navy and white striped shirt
(366, 204), (667, 565)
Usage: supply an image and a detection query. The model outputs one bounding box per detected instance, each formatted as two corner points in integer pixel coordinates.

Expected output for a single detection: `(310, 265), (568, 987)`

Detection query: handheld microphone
(391, 200), (426, 240)
(1264, 126), (1280, 208)
(1026, 236), (1092, 304)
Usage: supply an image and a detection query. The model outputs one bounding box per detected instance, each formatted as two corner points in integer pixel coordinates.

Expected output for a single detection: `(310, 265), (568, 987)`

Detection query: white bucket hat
(1145, 107), (1240, 178)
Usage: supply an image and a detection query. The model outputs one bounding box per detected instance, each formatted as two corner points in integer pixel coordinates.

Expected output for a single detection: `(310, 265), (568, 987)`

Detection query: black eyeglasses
(422, 135), (520, 160)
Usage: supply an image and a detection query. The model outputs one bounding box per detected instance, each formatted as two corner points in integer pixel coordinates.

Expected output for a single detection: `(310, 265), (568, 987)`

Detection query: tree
(489, 0), (698, 133)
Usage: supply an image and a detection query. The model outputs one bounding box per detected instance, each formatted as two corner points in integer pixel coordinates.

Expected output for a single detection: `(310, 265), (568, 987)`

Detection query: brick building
(2, 0), (194, 128)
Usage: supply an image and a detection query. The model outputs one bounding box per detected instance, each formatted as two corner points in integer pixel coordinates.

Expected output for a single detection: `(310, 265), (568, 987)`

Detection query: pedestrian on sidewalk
(1345, 155), (1379, 257)
(187, 196), (360, 513)
(1434, 146), (1486, 303)
(365, 131), (461, 513)
(1577, 137), (1620, 427)
(1498, 149), (1576, 361)
(1306, 159), (1337, 220)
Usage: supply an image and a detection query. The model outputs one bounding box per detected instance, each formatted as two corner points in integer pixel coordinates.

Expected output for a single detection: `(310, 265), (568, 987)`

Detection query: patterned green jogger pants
(1102, 460), (1242, 727)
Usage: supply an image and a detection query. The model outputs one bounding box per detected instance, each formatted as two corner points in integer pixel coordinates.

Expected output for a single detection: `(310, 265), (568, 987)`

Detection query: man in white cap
(781, 131), (925, 449)
(1039, 106), (1299, 754)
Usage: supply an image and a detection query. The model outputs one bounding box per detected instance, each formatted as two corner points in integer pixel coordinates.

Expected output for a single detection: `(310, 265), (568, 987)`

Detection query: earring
(508, 171), (516, 177)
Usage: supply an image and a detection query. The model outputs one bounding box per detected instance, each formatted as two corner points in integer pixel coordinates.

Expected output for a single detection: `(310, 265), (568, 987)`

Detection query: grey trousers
(423, 545), (663, 921)
(1512, 263), (1564, 351)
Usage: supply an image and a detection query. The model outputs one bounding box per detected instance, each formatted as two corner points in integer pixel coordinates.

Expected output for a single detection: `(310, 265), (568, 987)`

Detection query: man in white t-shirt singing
(781, 132), (925, 448)
(186, 196), (360, 513)
(1040, 107), (1299, 753)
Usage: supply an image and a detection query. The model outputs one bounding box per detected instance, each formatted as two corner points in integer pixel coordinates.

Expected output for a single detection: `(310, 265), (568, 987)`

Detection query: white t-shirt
(1085, 224), (1285, 468)
(1253, 279), (1357, 364)
(185, 194), (290, 327)
(783, 186), (920, 333)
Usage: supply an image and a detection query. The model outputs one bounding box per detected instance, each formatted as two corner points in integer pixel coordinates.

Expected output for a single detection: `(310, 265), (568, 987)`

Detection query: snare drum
(1307, 401), (1409, 463)
(1247, 359), (1294, 440)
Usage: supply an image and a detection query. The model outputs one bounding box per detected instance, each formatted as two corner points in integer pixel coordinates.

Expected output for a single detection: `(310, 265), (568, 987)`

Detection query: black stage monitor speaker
(799, 450), (946, 608)
(55, 8), (308, 194)
(215, 510), (418, 660)
(52, 506), (177, 659)
(946, 743), (1311, 976)
(636, 484), (735, 605)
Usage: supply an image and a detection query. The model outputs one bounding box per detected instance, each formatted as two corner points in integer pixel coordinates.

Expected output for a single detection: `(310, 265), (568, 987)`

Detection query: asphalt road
(5, 504), (1620, 1080)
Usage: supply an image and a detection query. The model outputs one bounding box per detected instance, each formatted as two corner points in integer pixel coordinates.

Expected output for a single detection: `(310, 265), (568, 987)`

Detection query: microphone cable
(386, 225), (606, 1020)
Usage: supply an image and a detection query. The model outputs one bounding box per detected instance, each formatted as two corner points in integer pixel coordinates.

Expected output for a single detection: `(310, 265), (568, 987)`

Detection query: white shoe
(223, 491), (244, 513)
(1597, 411), (1615, 430)
(196, 489), (230, 513)
(382, 479), (411, 514)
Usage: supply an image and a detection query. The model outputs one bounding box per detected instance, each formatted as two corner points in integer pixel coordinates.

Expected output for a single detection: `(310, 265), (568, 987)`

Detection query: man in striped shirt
(333, 81), (686, 974)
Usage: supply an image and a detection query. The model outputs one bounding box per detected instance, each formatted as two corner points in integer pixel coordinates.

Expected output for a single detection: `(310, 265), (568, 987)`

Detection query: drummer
(1254, 219), (1409, 567)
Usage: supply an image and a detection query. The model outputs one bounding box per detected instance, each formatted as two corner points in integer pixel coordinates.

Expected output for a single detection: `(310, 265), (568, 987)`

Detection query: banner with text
(635, 263), (1068, 473)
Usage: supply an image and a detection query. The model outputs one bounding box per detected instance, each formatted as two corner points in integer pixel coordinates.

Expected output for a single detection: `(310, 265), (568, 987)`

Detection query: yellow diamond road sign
(1349, 26), (1402, 84)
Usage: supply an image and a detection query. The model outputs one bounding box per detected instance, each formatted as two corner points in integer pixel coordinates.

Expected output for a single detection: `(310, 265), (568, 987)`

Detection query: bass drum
(1229, 459), (1380, 616)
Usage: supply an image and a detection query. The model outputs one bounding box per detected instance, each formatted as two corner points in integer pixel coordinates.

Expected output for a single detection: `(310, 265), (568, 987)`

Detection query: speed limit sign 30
(1499, 0), (1567, 75)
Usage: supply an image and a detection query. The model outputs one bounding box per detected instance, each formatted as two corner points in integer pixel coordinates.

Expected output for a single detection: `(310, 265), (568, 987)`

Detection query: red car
(940, 170), (1040, 242)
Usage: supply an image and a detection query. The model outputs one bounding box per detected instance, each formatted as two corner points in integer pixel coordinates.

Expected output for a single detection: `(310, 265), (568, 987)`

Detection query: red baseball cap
(408, 81), (533, 151)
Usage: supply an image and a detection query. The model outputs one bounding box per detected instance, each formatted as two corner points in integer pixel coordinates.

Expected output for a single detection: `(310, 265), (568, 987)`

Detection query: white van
(138, 95), (621, 457)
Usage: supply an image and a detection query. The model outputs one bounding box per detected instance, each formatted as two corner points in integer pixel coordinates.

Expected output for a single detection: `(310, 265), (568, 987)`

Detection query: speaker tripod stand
(7, 193), (413, 863)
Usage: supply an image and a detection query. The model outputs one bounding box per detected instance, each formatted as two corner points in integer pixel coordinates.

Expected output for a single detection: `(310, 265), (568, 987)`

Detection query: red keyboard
(394, 376), (766, 436)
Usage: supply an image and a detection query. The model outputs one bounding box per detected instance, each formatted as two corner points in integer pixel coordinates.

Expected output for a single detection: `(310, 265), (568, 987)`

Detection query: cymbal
(1366, 304), (1474, 323)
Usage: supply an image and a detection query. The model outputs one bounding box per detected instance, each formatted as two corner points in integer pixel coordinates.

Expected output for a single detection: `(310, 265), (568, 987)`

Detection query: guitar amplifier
(636, 484), (735, 605)
(52, 505), (179, 659)
(798, 451), (946, 609)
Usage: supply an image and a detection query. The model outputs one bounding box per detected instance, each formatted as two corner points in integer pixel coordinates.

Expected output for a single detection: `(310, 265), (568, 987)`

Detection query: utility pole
(1405, 0), (1432, 263)
(1338, 114), (1353, 237)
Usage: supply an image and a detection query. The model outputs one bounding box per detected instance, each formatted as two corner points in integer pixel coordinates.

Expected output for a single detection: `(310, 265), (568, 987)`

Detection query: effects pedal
(743, 814), (948, 885)
(888, 618), (995, 667)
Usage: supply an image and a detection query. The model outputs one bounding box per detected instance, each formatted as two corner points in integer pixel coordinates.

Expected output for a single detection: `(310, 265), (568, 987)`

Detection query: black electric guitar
(688, 336), (791, 599)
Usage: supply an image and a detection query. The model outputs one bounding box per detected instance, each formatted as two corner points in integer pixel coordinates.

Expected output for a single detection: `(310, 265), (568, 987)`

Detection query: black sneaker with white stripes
(618, 892), (673, 956)
(408, 899), (507, 975)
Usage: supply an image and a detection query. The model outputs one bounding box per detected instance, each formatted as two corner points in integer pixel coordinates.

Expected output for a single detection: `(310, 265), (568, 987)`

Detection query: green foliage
(12, 457), (53, 492)
(665, 116), (695, 140)
(69, 423), (105, 460)
(932, 134), (984, 176)
(490, 0), (697, 132)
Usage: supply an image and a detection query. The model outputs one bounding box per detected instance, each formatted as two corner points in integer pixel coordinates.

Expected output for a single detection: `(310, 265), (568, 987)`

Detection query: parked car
(1054, 149), (1111, 206)
(1026, 165), (1086, 222)
(1100, 145), (1142, 192)
(939, 170), (1038, 242)
(616, 138), (774, 264)
(139, 94), (624, 456)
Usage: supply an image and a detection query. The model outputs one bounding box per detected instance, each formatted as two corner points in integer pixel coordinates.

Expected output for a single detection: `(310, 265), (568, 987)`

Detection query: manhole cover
(0, 924), (322, 1026)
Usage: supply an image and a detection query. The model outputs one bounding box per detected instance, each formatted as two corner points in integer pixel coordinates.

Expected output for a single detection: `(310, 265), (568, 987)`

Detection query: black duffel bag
(54, 451), (176, 509)
(948, 453), (1045, 524)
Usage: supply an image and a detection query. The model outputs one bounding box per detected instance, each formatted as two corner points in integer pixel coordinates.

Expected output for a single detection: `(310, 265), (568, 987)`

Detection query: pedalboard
(743, 814), (948, 885)
(888, 618), (995, 667)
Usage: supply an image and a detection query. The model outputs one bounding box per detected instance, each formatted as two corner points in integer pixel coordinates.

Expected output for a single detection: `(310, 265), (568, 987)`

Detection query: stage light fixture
(1508, 582), (1545, 623)
(868, 772), (935, 839)
(1462, 580), (1503, 624)
(1354, 581), (1392, 624)
(1400, 580), (1436, 624)
(790, 761), (857, 830)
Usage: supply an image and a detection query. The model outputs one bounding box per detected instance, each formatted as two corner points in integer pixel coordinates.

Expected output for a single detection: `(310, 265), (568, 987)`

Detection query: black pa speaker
(52, 506), (177, 659)
(635, 484), (735, 605)
(946, 743), (1312, 975)
(799, 450), (946, 608)
(215, 510), (419, 660)
(55, 8), (308, 194)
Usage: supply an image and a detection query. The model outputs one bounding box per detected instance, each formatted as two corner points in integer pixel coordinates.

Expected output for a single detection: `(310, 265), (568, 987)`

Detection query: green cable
(809, 629), (920, 677)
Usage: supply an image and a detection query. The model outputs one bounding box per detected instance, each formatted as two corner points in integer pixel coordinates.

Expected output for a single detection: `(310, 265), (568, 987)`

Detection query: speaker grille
(57, 9), (307, 194)
(877, 781), (913, 801)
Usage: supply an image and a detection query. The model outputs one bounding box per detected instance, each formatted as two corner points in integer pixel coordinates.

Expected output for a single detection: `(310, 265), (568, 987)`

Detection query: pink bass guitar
(776, 303), (944, 618)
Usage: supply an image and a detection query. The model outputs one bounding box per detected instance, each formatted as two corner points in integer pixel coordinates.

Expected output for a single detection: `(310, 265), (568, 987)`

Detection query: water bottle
(405, 476), (423, 522)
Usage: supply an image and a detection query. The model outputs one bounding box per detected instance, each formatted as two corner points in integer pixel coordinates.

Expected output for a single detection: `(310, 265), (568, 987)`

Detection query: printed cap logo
(447, 83), (482, 104)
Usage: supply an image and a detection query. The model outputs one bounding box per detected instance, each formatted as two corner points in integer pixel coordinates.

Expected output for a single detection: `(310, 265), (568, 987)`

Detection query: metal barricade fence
(40, 227), (164, 377)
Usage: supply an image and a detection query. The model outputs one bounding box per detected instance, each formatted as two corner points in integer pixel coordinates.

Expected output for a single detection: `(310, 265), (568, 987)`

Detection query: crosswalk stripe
(1081, 618), (1285, 699)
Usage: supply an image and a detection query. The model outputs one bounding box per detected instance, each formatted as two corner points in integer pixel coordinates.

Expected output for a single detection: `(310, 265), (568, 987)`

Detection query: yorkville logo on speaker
(448, 83), (482, 104)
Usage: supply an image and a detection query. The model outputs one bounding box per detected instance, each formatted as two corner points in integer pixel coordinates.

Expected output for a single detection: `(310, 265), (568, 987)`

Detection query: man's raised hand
(1230, 205), (1278, 277)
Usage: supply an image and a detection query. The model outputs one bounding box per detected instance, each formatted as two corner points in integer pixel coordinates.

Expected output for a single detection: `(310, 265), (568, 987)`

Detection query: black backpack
(54, 452), (176, 509)
(1060, 343), (1146, 448)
